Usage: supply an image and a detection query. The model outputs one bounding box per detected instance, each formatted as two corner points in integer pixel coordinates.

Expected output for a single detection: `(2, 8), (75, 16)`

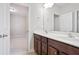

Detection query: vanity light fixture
(43, 3), (54, 8)
(10, 7), (16, 12)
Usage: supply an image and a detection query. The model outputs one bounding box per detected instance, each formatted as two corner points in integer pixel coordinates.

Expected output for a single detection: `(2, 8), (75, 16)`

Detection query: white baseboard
(27, 48), (34, 53)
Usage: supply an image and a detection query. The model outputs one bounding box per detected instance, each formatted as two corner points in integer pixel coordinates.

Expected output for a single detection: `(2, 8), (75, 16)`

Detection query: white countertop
(34, 31), (79, 48)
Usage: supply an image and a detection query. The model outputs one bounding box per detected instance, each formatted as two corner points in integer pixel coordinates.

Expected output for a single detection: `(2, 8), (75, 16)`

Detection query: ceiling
(54, 3), (79, 8)
(13, 3), (29, 7)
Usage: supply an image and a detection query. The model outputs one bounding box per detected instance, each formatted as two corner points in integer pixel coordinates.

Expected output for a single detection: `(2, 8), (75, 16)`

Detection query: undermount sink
(38, 31), (72, 39)
(43, 31), (79, 40)
(47, 32), (69, 37)
(70, 33), (79, 39)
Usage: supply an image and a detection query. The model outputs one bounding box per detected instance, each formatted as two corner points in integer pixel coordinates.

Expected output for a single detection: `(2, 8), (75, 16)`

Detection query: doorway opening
(10, 3), (29, 55)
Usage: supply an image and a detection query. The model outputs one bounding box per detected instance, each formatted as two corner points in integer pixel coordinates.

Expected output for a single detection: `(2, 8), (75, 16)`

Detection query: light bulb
(10, 7), (16, 12)
(43, 3), (54, 8)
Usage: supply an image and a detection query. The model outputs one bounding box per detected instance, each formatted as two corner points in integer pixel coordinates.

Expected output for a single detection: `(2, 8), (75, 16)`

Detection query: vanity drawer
(48, 38), (79, 55)
(42, 36), (48, 43)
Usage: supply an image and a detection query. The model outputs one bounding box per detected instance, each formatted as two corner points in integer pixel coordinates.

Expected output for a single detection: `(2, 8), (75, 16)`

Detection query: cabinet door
(42, 36), (47, 43)
(34, 37), (38, 54)
(48, 46), (58, 55)
(42, 42), (47, 55)
(34, 34), (42, 55)
(37, 40), (41, 55)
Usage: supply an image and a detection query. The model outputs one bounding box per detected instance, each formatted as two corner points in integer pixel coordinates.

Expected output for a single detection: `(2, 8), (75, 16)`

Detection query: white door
(0, 4), (10, 54)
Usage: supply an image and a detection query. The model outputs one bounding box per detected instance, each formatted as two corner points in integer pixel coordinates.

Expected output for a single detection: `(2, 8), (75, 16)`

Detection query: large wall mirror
(53, 3), (79, 33)
(43, 3), (79, 33)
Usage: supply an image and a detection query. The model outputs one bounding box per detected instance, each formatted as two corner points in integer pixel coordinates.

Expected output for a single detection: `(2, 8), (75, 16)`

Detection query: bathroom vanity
(34, 31), (79, 55)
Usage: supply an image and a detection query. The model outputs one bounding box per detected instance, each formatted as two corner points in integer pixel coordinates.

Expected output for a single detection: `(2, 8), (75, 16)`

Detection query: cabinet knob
(54, 52), (57, 55)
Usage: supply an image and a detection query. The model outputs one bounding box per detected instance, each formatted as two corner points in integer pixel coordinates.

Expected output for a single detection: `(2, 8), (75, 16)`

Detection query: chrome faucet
(45, 30), (48, 34)
(68, 32), (73, 38)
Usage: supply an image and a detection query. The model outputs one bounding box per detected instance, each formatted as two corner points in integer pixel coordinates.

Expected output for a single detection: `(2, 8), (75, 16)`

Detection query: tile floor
(10, 37), (36, 55)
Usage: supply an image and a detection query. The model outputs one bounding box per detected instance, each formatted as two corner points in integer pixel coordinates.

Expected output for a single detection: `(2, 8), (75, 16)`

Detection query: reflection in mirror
(53, 3), (79, 33)
(43, 3), (79, 33)
(54, 12), (73, 32)
(54, 14), (60, 31)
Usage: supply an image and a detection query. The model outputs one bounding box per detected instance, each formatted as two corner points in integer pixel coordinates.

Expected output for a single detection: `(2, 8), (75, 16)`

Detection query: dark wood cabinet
(34, 34), (48, 55)
(41, 36), (48, 55)
(34, 34), (42, 55)
(37, 40), (41, 54)
(48, 38), (79, 55)
(42, 42), (47, 55)
(34, 38), (38, 54)
(48, 45), (58, 55)
(34, 34), (79, 55)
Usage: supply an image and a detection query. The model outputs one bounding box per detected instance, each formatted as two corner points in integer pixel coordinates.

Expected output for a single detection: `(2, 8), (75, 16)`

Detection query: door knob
(3, 34), (8, 38)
